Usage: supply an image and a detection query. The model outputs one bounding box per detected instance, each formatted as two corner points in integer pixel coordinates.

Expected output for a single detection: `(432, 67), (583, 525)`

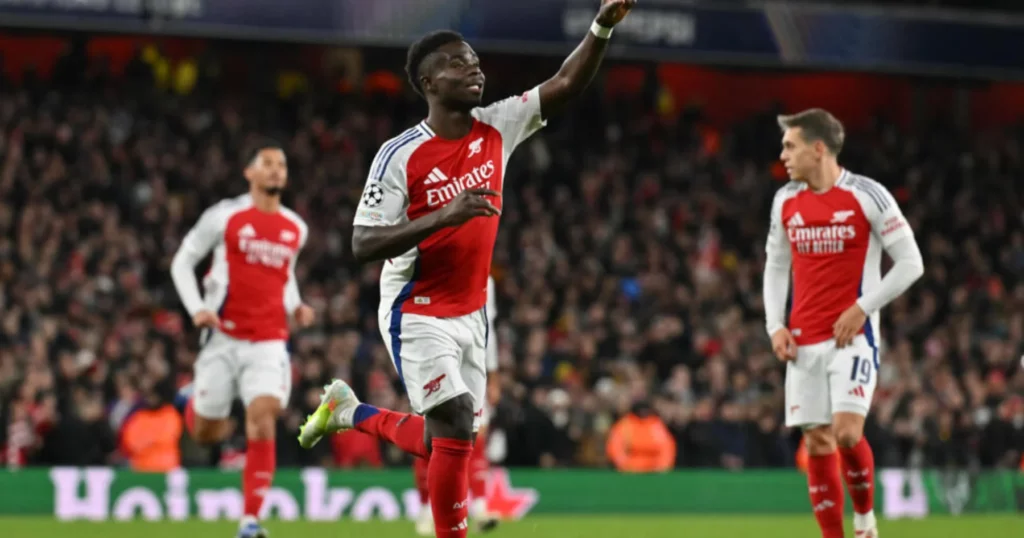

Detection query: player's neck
(806, 163), (843, 193)
(425, 106), (474, 140)
(250, 190), (281, 213)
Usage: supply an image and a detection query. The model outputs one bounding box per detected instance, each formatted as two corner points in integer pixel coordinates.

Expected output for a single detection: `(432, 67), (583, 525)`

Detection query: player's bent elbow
(350, 228), (374, 263)
(910, 259), (925, 281)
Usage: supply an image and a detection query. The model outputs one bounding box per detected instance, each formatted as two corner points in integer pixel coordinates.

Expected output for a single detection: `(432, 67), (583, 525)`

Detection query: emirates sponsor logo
(787, 224), (857, 255)
(239, 238), (295, 269)
(426, 160), (496, 208)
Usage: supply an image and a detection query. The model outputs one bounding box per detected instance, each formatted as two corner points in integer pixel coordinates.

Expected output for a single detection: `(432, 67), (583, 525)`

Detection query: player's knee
(425, 393), (475, 441)
(833, 425), (863, 449)
(832, 412), (865, 449)
(192, 417), (231, 445)
(246, 396), (282, 440)
(803, 425), (837, 455)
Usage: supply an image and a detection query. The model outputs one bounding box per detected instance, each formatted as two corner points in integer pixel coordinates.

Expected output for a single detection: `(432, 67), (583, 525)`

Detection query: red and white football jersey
(171, 194), (308, 341)
(354, 87), (546, 318)
(766, 170), (914, 346)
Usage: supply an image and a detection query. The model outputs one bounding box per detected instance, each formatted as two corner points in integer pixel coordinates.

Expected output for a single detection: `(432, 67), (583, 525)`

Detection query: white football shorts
(192, 330), (292, 419)
(784, 334), (878, 428)
(379, 307), (488, 432)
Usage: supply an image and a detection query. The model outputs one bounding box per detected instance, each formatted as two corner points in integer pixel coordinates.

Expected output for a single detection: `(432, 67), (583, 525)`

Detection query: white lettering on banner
(195, 489), (242, 521)
(562, 7), (696, 45)
(51, 467), (114, 521)
(263, 489), (301, 520)
(350, 487), (402, 521)
(48, 467), (514, 522)
(112, 487), (163, 520)
(880, 469), (929, 519)
(426, 160), (496, 208)
(403, 489), (424, 519)
(302, 468), (353, 521)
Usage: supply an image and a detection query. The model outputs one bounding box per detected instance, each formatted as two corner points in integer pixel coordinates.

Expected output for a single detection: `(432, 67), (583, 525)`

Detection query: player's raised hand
(596, 0), (637, 27)
(438, 188), (501, 227)
(294, 304), (316, 328)
(833, 303), (867, 348)
(771, 328), (798, 362)
(192, 310), (220, 329)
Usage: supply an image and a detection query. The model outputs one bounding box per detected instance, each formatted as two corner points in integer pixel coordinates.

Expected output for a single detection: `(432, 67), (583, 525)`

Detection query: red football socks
(413, 455), (431, 505)
(429, 437), (472, 538)
(839, 437), (875, 515)
(353, 405), (428, 458)
(807, 452), (846, 538)
(469, 434), (489, 502)
(243, 439), (276, 518)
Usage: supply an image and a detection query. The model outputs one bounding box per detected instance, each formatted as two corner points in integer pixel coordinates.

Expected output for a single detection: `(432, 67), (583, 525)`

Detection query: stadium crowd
(0, 43), (1021, 472)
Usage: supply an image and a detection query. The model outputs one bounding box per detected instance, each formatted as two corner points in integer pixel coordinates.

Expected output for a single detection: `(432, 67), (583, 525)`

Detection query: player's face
(423, 41), (485, 109)
(779, 127), (821, 182)
(245, 148), (288, 196)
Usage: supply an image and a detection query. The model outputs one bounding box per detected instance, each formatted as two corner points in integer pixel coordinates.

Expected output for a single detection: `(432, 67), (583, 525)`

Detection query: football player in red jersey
(298, 2), (636, 537)
(764, 109), (924, 538)
(171, 143), (315, 538)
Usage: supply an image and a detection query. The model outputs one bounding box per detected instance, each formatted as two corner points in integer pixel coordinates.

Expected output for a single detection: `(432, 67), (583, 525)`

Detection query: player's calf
(425, 393), (475, 538)
(802, 425), (845, 538)
(241, 396), (282, 535)
(833, 412), (877, 537)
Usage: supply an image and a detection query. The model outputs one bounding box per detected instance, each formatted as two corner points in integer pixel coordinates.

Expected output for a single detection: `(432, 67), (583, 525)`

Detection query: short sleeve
(472, 86), (547, 155)
(354, 144), (410, 228)
(854, 178), (914, 248)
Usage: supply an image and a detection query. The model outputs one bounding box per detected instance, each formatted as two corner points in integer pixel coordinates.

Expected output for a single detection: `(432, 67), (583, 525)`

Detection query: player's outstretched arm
(537, 0), (636, 119)
(351, 188), (501, 263)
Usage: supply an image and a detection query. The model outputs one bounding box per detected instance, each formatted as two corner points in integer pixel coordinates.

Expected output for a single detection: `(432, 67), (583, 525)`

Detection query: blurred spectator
(119, 383), (182, 472)
(606, 400), (676, 473)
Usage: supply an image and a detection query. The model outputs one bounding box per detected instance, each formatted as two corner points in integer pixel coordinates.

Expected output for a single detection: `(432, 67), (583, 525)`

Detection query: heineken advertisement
(0, 468), (1020, 521)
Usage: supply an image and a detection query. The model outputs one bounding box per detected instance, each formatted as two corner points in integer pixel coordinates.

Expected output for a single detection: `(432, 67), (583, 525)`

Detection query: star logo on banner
(485, 468), (538, 520)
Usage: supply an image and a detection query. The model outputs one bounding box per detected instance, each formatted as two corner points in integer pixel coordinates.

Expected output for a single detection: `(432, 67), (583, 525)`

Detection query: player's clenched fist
(596, 0), (637, 27)
(771, 327), (797, 362)
(438, 188), (501, 227)
(192, 310), (221, 329)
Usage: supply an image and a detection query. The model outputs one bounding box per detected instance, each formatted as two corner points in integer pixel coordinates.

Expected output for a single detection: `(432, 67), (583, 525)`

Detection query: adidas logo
(848, 386), (866, 398)
(425, 167), (449, 185)
(239, 224), (257, 238)
(786, 212), (805, 228)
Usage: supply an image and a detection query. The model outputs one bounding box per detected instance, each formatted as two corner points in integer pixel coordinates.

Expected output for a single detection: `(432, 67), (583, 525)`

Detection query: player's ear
(814, 139), (828, 158)
(421, 73), (437, 96)
(243, 163), (256, 183)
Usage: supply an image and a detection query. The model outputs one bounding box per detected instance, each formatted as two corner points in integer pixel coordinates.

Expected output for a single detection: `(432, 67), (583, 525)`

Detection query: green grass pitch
(0, 515), (1020, 537)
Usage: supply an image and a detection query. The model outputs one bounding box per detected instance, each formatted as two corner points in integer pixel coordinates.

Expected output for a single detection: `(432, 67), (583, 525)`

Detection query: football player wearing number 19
(297, 2), (637, 538)
(764, 109), (924, 538)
